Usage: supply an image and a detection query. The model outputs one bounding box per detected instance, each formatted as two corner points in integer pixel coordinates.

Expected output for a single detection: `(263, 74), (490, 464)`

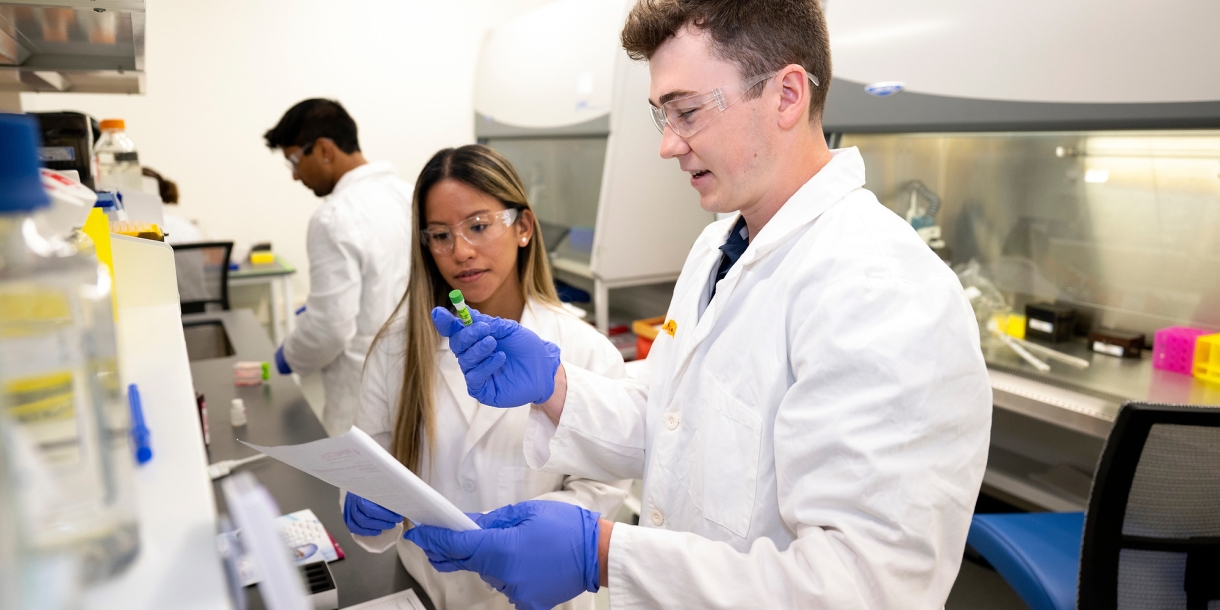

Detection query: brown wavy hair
(369, 145), (560, 472)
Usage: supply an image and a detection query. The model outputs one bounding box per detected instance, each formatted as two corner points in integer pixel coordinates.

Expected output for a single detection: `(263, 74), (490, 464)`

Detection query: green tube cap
(449, 289), (464, 304)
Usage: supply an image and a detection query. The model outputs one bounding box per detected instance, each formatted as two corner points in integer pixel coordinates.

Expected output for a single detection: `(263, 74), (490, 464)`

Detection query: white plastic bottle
(1, 114), (140, 583)
(93, 118), (142, 192)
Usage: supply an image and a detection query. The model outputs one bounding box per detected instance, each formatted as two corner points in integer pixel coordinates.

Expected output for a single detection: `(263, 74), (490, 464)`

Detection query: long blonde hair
(370, 145), (561, 472)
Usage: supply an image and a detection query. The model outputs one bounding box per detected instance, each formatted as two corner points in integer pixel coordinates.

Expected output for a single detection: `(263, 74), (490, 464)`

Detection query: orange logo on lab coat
(661, 319), (677, 337)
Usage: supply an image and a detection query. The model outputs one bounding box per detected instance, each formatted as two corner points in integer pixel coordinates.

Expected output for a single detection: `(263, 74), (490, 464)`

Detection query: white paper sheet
(242, 427), (478, 531)
(341, 588), (426, 610)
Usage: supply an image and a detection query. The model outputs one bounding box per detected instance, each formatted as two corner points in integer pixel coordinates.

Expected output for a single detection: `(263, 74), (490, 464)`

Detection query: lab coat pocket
(690, 380), (762, 538)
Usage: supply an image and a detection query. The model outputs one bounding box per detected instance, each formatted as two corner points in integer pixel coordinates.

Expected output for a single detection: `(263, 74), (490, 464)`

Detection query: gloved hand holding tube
(431, 299), (561, 407)
(404, 500), (601, 610)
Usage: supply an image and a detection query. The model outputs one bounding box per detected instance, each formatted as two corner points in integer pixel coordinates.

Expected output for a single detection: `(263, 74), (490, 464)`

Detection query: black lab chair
(171, 241), (233, 314)
(968, 401), (1220, 610)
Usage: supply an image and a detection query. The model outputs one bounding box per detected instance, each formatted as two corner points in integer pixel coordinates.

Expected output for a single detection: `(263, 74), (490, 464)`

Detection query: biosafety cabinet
(474, 0), (714, 332)
(822, 1), (1220, 511)
(0, 0), (145, 96)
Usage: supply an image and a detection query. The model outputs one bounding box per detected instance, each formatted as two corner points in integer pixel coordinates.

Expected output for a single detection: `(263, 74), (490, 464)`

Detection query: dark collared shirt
(711, 216), (749, 299)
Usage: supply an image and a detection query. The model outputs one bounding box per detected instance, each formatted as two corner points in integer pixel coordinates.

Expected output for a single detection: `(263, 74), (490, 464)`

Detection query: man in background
(264, 99), (413, 435)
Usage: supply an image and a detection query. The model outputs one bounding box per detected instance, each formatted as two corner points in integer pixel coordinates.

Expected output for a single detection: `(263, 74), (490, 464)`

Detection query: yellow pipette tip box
(1193, 333), (1220, 384)
(109, 221), (164, 242)
(990, 313), (1027, 340)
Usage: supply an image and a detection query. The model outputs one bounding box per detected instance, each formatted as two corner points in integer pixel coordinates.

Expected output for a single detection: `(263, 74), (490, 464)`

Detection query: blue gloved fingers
(434, 306), (494, 353)
(404, 525), (488, 576)
(344, 494), (402, 536)
(344, 507), (388, 537)
(456, 336), (498, 372)
(450, 321), (494, 356)
(274, 345), (293, 375)
(474, 502), (535, 529)
(350, 505), (401, 532)
(485, 315), (524, 340)
(431, 307), (465, 338)
(425, 555), (466, 573)
(409, 532), (468, 572)
(347, 522), (387, 537)
(403, 524), (488, 564)
(357, 498), (404, 524)
(470, 510), (505, 529)
(464, 351), (508, 395)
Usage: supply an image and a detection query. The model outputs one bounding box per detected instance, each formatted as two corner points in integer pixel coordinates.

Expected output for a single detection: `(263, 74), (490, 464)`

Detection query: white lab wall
(21, 0), (554, 301)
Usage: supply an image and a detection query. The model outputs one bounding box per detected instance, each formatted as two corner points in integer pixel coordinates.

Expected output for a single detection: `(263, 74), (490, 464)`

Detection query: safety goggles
(421, 208), (521, 254)
(649, 70), (820, 138)
(285, 140), (316, 172)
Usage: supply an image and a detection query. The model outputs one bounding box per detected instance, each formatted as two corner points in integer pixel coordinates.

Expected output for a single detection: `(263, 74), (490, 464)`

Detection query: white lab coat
(351, 300), (631, 610)
(281, 161), (413, 435)
(523, 148), (992, 609)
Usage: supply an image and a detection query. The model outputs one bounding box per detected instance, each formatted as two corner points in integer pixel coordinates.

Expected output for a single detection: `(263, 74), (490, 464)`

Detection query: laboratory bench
(227, 255), (297, 345)
(184, 309), (434, 610)
(981, 335), (1220, 512)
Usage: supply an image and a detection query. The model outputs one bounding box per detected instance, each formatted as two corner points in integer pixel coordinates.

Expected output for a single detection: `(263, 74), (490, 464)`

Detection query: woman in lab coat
(346, 145), (628, 610)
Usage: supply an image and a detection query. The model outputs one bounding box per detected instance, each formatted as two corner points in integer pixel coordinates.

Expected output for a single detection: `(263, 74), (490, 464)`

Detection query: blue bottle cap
(0, 113), (51, 214)
(95, 191), (121, 209)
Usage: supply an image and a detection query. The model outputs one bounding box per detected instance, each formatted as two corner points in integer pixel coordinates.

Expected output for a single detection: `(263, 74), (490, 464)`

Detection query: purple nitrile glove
(343, 492), (403, 537)
(405, 500), (600, 610)
(431, 307), (561, 407)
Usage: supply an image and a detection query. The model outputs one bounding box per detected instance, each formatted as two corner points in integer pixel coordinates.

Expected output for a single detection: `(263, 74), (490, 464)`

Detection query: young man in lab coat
(264, 99), (413, 435)
(407, 1), (992, 608)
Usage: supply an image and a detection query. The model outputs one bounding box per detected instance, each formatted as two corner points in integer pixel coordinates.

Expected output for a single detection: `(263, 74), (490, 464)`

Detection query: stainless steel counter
(184, 309), (434, 610)
(985, 336), (1220, 438)
(982, 335), (1220, 511)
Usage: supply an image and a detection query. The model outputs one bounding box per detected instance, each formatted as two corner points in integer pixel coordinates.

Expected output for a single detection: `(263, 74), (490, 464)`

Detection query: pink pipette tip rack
(1152, 327), (1211, 375)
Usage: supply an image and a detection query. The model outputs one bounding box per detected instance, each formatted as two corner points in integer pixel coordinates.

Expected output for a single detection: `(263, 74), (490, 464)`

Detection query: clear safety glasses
(649, 71), (820, 138)
(421, 208), (521, 254)
(284, 140), (316, 172)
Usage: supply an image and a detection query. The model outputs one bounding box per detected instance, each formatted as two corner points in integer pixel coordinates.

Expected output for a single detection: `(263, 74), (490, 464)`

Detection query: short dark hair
(621, 0), (832, 118)
(263, 98), (361, 154)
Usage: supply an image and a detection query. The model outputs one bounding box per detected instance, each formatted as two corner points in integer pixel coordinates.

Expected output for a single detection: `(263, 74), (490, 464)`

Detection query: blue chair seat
(967, 512), (1085, 610)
